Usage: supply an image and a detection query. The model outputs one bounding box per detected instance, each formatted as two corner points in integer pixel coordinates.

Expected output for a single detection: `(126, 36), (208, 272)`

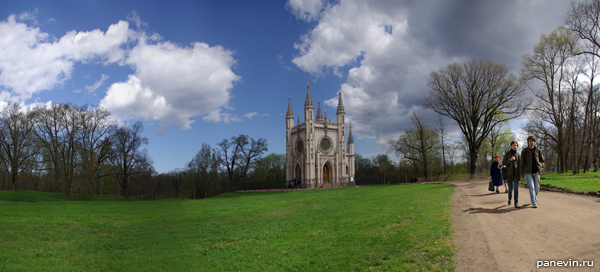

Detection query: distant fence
(232, 177), (355, 192)
(354, 176), (419, 186)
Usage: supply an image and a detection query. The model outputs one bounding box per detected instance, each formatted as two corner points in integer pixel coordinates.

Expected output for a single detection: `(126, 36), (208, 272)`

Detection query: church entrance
(295, 163), (302, 184)
(323, 164), (329, 184)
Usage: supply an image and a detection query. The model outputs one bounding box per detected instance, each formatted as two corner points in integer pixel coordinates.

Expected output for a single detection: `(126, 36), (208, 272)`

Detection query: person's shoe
(508, 200), (511, 205)
(496, 190), (499, 193)
(533, 203), (537, 208)
(515, 205), (521, 208)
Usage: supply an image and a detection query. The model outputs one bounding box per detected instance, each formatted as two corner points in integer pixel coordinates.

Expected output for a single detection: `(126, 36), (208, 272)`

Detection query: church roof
(316, 101), (323, 122)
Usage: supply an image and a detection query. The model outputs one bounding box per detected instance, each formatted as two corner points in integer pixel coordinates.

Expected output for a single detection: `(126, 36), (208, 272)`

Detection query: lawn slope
(0, 184), (454, 271)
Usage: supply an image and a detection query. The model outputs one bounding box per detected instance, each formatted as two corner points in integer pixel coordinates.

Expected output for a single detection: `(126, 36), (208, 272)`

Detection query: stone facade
(286, 84), (355, 188)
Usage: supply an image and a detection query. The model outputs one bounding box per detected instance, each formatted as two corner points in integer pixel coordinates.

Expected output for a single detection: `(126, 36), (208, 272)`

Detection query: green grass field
(0, 184), (454, 271)
(541, 171), (600, 193)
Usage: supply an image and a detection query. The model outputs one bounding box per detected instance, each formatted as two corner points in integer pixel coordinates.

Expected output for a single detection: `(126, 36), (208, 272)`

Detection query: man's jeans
(525, 172), (541, 204)
(508, 176), (519, 206)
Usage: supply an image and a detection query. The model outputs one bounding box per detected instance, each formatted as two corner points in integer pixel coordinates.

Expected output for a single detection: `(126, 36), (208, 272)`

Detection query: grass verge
(0, 184), (454, 271)
(540, 172), (600, 193)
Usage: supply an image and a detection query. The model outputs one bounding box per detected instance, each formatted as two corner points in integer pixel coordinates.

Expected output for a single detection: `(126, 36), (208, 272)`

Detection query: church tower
(286, 84), (355, 188)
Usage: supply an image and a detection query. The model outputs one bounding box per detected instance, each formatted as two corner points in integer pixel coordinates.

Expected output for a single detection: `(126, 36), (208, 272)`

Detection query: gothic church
(286, 84), (355, 188)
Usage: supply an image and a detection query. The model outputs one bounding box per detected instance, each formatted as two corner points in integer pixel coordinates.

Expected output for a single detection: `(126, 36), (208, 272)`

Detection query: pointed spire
(348, 124), (354, 144)
(316, 101), (323, 122)
(286, 96), (293, 118)
(337, 89), (344, 113)
(305, 82), (313, 109)
(297, 114), (300, 125)
(324, 110), (328, 123)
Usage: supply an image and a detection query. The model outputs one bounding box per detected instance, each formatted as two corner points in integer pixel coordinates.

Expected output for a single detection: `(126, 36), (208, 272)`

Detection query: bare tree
(0, 103), (37, 192)
(78, 106), (116, 194)
(566, 1), (600, 173)
(435, 115), (448, 176)
(521, 26), (578, 173)
(33, 103), (82, 198)
(389, 112), (439, 181)
(373, 154), (392, 184)
(425, 59), (527, 176)
(214, 134), (268, 190)
(187, 143), (217, 199)
(108, 121), (150, 196)
(566, 0), (600, 58)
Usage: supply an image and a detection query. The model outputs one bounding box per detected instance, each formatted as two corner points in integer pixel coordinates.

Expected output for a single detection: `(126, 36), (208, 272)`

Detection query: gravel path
(451, 179), (600, 271)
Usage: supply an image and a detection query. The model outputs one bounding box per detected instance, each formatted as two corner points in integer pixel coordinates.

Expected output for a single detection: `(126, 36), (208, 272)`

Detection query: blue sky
(0, 0), (571, 173)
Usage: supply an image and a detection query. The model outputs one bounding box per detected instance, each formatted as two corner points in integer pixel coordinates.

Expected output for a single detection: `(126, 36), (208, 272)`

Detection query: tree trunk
(469, 148), (478, 178)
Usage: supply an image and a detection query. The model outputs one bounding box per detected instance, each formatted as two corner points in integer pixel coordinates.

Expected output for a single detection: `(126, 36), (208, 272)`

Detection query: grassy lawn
(540, 171), (600, 193)
(0, 184), (454, 271)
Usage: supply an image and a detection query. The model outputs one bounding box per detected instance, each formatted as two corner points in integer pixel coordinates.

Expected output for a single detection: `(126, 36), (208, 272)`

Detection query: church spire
(348, 124), (354, 144)
(316, 101), (323, 122)
(287, 96), (293, 118)
(305, 82), (313, 109)
(337, 89), (344, 113)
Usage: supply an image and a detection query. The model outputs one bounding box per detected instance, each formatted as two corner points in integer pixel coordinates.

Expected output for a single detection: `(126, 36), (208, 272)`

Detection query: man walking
(503, 141), (521, 208)
(520, 136), (545, 208)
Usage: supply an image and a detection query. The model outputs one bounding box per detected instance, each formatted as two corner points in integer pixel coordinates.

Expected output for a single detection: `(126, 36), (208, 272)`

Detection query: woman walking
(503, 141), (521, 208)
(490, 155), (503, 193)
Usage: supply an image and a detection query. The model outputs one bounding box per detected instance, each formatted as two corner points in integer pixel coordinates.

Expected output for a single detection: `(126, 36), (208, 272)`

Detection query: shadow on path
(463, 204), (531, 214)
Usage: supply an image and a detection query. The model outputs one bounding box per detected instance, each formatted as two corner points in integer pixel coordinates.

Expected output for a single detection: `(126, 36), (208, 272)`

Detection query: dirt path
(451, 179), (600, 271)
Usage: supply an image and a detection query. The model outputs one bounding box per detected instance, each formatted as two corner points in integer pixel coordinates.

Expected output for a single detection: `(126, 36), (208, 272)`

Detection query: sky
(0, 0), (573, 173)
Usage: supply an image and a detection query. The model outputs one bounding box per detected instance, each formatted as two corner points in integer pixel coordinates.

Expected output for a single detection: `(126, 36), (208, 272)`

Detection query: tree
(214, 134), (268, 190)
(566, 1), (600, 173)
(354, 153), (374, 183)
(566, 0), (600, 58)
(389, 112), (439, 181)
(373, 154), (393, 184)
(33, 103), (82, 198)
(521, 26), (578, 173)
(425, 59), (528, 176)
(0, 103), (37, 192)
(435, 115), (449, 175)
(78, 106), (115, 194)
(108, 121), (150, 196)
(186, 143), (219, 199)
(254, 153), (286, 184)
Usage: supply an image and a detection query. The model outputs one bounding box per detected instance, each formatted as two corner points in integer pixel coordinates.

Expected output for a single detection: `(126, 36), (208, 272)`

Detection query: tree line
(390, 0), (600, 177)
(0, 102), (153, 198)
(0, 106), (286, 199)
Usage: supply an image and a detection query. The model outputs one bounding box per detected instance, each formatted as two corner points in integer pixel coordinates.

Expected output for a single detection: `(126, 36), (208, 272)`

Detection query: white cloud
(291, 0), (570, 146)
(101, 36), (241, 132)
(0, 11), (241, 132)
(287, 0), (326, 21)
(243, 112), (258, 119)
(202, 109), (242, 123)
(0, 13), (130, 101)
(85, 74), (109, 94)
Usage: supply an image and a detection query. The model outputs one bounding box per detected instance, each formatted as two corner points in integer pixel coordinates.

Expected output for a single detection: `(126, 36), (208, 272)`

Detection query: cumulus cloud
(291, 0), (570, 147)
(287, 0), (327, 21)
(0, 13), (130, 101)
(0, 11), (241, 132)
(100, 37), (240, 132)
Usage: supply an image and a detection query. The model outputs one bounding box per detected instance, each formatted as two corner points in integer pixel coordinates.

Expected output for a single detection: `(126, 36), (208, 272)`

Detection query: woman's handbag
(488, 178), (495, 191)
